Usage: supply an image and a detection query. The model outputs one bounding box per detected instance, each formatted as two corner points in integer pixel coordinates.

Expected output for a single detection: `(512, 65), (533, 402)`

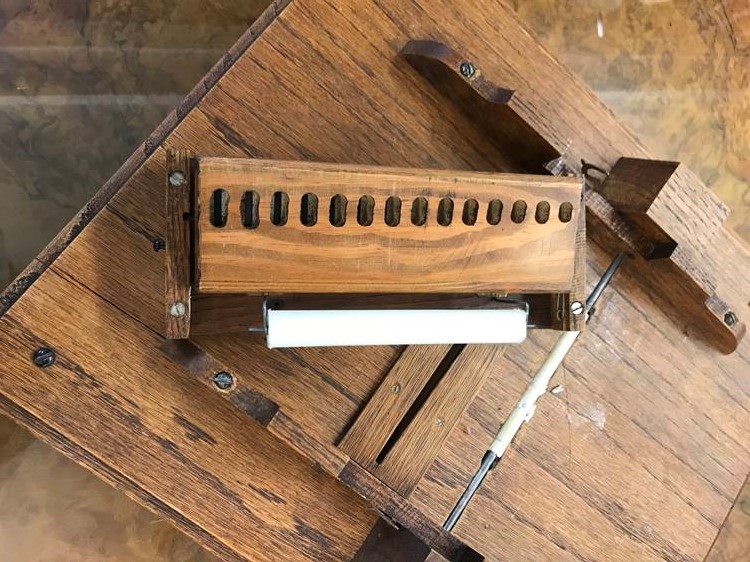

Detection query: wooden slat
(374, 345), (505, 495)
(342, 344), (505, 496)
(165, 149), (193, 338)
(339, 345), (452, 463)
(195, 157), (583, 295)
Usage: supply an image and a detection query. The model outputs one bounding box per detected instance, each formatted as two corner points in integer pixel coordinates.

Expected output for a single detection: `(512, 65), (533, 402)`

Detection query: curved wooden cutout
(400, 39), (560, 174)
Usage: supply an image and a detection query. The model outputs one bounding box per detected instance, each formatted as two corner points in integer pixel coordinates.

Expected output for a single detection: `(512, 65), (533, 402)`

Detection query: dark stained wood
(165, 149), (193, 338)
(0, 1), (748, 561)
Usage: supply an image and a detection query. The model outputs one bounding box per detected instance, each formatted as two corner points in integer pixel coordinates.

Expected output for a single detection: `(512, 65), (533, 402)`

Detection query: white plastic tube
(265, 308), (528, 348)
(488, 329), (580, 456)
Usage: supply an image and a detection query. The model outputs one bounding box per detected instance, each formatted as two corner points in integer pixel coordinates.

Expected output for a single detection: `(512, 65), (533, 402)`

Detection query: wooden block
(194, 157), (584, 295)
(598, 158), (728, 257)
(339, 345), (452, 463)
(165, 149), (193, 338)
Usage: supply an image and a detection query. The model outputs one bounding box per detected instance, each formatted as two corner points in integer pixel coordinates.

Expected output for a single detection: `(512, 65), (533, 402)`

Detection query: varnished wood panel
(195, 158), (583, 294)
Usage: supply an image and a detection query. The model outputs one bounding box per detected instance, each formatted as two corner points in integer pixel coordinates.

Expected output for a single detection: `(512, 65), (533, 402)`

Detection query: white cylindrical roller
(265, 308), (528, 348)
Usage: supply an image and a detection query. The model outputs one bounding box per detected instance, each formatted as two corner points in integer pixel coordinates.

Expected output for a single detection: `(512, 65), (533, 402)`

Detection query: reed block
(194, 158), (583, 294)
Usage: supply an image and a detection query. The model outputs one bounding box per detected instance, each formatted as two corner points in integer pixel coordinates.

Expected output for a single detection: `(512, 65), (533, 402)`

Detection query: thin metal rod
(586, 252), (626, 314)
(443, 253), (626, 532)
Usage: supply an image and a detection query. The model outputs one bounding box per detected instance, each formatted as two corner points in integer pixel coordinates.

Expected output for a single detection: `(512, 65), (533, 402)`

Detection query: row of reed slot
(209, 190), (574, 228)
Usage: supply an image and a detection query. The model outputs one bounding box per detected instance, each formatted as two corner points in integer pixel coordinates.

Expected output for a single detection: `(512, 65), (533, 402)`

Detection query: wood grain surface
(705, 476), (750, 562)
(0, 1), (748, 561)
(194, 157), (583, 294)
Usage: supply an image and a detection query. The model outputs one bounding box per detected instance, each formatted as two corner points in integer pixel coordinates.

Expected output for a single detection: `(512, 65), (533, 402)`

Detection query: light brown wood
(194, 157), (584, 295)
(0, 1), (748, 561)
(340, 345), (452, 464)
(705, 476), (750, 562)
(341, 344), (506, 497)
(373, 344), (505, 496)
(164, 149), (193, 338)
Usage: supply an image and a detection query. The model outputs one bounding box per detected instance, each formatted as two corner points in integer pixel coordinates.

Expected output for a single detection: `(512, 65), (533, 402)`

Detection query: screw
(168, 171), (186, 187)
(153, 238), (165, 252)
(391, 383), (401, 394)
(435, 418), (445, 427)
(724, 311), (738, 327)
(459, 61), (475, 78)
(570, 301), (584, 316)
(32, 347), (56, 368)
(170, 301), (187, 318)
(213, 371), (234, 390)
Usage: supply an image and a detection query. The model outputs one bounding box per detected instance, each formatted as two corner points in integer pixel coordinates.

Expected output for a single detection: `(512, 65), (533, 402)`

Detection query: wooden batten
(164, 149), (193, 339)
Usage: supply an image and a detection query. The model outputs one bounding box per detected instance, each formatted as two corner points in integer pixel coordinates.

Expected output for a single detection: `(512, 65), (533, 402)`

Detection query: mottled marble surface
(0, 0), (747, 560)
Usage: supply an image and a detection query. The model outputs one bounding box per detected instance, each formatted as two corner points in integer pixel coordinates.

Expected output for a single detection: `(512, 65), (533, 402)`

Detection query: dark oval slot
(330, 194), (348, 227)
(559, 202), (574, 223)
(487, 199), (503, 225)
(511, 200), (527, 223)
(535, 201), (551, 224)
(300, 193), (318, 227)
(240, 190), (259, 229)
(437, 198), (454, 226)
(411, 197), (428, 226)
(385, 196), (402, 227)
(210, 189), (229, 228)
(462, 199), (479, 226)
(357, 195), (375, 226)
(270, 191), (289, 226)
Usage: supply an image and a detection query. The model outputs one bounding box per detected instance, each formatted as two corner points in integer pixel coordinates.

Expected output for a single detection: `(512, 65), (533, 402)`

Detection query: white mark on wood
(583, 403), (606, 430)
